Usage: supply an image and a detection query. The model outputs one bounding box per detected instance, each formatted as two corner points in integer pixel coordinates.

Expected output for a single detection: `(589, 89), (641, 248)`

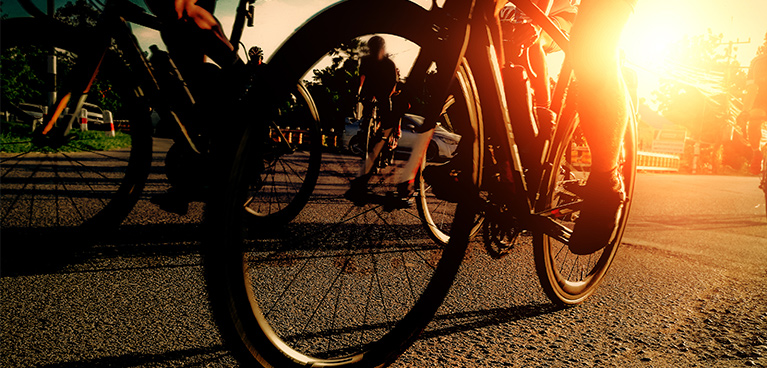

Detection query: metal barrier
(270, 128), (338, 148)
(637, 151), (680, 172)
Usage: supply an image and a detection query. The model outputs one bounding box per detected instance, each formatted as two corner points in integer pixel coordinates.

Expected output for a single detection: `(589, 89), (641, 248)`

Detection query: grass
(0, 120), (132, 153)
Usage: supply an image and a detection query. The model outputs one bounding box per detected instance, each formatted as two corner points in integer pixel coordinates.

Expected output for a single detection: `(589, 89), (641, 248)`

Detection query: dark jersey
(359, 55), (397, 100)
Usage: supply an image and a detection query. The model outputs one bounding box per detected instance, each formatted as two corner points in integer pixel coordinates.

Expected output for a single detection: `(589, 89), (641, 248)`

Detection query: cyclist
(426, 0), (637, 255)
(740, 41), (767, 175)
(564, 0), (638, 254)
(145, 0), (247, 215)
(345, 36), (406, 202)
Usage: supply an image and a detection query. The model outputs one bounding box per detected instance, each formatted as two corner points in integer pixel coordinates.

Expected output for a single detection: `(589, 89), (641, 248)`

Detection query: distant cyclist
(345, 36), (405, 202)
(740, 36), (767, 175)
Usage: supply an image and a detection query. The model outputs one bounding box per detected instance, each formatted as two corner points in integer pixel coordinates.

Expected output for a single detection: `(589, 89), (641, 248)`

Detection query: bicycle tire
(533, 101), (638, 306)
(243, 84), (322, 225)
(415, 64), (483, 246)
(203, 1), (479, 366)
(0, 18), (152, 231)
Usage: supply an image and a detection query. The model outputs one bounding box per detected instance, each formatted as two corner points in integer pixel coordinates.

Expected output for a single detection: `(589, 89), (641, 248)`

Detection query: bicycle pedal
(383, 192), (412, 211)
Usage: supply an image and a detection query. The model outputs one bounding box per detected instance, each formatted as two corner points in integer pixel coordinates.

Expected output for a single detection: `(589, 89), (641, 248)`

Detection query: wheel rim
(540, 116), (636, 303)
(225, 32), (469, 363)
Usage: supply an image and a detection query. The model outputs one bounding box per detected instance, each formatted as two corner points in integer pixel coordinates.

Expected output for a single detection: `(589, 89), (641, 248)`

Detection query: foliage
(1, 46), (48, 106)
(55, 0), (100, 28)
(0, 0), (123, 116)
(306, 39), (366, 134)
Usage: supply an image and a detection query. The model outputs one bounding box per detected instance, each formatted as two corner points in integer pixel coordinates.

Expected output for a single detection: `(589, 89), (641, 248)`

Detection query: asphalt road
(2, 149), (766, 367)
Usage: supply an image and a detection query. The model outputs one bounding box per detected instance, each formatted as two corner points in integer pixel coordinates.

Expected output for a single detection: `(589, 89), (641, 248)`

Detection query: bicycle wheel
(0, 18), (152, 231)
(415, 92), (483, 246)
(533, 104), (637, 306)
(204, 1), (478, 366)
(242, 84), (322, 225)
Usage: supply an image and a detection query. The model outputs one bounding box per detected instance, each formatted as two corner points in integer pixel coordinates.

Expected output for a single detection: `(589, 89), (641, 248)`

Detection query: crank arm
(527, 215), (572, 244)
(533, 199), (582, 218)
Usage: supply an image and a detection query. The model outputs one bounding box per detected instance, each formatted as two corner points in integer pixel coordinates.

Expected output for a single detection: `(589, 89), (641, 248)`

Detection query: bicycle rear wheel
(203, 1), (477, 366)
(533, 104), (637, 306)
(415, 90), (483, 246)
(0, 18), (152, 231)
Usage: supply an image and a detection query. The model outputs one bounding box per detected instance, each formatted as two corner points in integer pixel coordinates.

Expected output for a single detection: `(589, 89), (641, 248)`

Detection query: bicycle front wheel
(533, 104), (637, 306)
(0, 18), (152, 231)
(204, 1), (477, 366)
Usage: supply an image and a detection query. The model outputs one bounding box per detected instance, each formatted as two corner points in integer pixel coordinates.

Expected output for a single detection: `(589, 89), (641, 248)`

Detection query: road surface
(2, 150), (766, 367)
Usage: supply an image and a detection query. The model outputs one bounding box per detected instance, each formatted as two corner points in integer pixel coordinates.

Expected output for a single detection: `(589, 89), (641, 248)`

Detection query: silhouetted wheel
(1, 18), (152, 231)
(203, 1), (478, 366)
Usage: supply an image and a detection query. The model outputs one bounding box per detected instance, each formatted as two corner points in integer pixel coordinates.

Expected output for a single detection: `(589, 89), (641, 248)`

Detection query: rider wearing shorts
(346, 36), (405, 201)
(741, 43), (767, 175)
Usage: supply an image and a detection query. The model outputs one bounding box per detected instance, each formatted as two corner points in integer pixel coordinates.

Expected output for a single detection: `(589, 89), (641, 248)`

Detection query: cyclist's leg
(147, 0), (238, 69)
(570, 0), (635, 173)
(347, 98), (397, 201)
(567, 0), (637, 254)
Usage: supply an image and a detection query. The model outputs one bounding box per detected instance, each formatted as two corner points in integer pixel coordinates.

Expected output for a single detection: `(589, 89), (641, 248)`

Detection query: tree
(651, 30), (749, 173)
(1, 46), (48, 106)
(0, 0), (123, 115)
(306, 39), (367, 134)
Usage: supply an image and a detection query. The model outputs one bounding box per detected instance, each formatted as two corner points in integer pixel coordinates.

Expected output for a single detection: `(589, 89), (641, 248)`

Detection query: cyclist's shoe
(751, 150), (763, 175)
(568, 168), (626, 255)
(150, 189), (191, 216)
(422, 161), (466, 203)
(396, 180), (415, 199)
(380, 180), (414, 211)
(344, 176), (372, 206)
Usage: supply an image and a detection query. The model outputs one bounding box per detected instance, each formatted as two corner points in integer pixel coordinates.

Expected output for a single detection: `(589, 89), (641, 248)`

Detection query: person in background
(740, 35), (767, 175)
(345, 36), (406, 202)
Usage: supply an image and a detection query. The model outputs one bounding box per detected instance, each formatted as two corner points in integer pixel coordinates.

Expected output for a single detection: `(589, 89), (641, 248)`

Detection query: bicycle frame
(23, 0), (255, 152)
(402, 0), (574, 239)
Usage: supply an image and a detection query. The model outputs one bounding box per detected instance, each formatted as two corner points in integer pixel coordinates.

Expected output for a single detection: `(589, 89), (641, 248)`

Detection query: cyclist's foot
(751, 150), (762, 175)
(344, 176), (372, 206)
(568, 168), (626, 255)
(377, 180), (415, 211)
(396, 180), (415, 199)
(422, 161), (467, 203)
(150, 189), (191, 216)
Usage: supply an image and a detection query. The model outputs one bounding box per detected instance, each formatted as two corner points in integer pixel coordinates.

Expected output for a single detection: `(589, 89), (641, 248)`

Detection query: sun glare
(619, 2), (694, 69)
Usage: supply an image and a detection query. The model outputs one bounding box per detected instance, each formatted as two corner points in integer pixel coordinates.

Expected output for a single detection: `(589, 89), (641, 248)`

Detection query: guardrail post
(105, 111), (115, 137)
(80, 109), (88, 131)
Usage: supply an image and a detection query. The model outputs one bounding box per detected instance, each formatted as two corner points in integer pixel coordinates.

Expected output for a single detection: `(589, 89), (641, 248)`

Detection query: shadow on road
(0, 223), (204, 277)
(37, 345), (229, 368)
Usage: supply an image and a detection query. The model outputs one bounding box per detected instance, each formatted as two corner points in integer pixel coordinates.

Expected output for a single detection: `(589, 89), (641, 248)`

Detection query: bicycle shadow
(36, 345), (230, 368)
(0, 222), (204, 277)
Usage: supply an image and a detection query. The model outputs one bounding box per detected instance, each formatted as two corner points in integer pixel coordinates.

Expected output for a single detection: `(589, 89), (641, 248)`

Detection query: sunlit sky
(5, 0), (767, 103)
